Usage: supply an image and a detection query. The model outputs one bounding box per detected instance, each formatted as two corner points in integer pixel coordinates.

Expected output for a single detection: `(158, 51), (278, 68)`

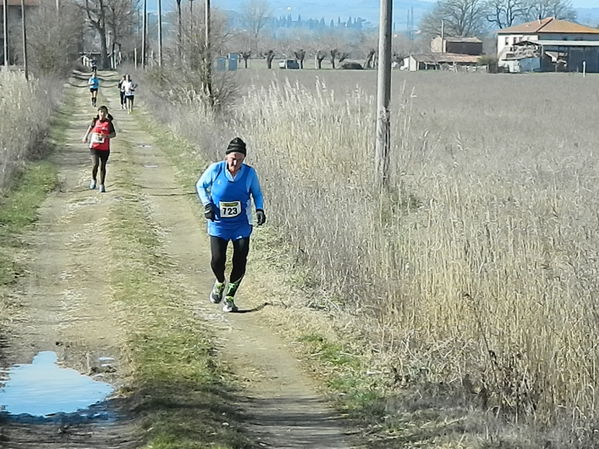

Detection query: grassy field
(136, 67), (599, 446)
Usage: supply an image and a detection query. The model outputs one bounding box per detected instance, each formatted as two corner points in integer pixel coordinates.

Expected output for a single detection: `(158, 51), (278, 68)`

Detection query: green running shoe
(222, 296), (238, 313)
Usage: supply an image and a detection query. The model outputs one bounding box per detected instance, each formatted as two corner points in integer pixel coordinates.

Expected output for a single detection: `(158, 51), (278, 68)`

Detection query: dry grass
(139, 69), (599, 444)
(0, 72), (60, 193)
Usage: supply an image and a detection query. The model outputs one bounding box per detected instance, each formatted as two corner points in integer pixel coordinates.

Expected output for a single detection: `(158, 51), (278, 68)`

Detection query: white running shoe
(99, 184), (106, 193)
(89, 180), (96, 190)
(222, 297), (238, 313)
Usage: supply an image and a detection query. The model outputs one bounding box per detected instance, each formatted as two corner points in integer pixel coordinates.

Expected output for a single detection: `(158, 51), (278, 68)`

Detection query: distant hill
(215, 0), (434, 30)
(155, 1), (598, 32)
(157, 0), (435, 30)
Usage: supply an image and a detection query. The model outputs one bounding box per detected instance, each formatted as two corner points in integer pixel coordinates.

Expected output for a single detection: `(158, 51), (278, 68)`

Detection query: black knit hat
(226, 137), (247, 155)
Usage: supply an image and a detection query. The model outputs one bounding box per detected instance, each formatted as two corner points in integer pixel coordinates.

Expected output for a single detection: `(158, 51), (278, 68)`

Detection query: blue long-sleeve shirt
(196, 162), (264, 238)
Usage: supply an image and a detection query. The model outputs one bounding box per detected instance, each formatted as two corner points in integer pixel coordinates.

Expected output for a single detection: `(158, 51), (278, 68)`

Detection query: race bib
(219, 201), (241, 218)
(91, 133), (105, 144)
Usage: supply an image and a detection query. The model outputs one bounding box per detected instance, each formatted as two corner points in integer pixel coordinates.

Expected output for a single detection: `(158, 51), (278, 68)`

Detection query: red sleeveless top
(89, 119), (112, 151)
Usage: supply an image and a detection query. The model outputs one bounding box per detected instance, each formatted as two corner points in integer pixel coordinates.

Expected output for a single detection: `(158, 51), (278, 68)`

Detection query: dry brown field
(142, 66), (599, 444)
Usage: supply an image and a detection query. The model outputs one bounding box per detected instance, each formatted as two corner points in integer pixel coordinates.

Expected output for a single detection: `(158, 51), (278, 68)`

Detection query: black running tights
(210, 236), (250, 284)
(91, 151), (109, 184)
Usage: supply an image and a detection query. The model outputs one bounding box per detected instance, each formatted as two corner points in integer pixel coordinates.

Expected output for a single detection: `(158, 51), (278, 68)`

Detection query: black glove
(204, 203), (215, 221)
(256, 209), (266, 226)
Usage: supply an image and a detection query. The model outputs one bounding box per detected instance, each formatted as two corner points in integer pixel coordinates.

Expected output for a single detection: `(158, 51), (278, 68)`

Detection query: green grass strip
(0, 162), (58, 286)
(107, 145), (253, 449)
(0, 86), (74, 287)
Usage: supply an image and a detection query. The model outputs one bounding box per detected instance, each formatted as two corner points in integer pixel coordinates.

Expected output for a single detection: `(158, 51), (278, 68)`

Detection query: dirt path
(0, 73), (137, 448)
(0, 72), (354, 448)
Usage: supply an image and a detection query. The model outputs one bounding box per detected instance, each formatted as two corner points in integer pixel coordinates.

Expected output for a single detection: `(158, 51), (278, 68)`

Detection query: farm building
(402, 53), (482, 71)
(431, 36), (483, 56)
(497, 17), (599, 73)
(402, 36), (484, 71)
(0, 0), (39, 65)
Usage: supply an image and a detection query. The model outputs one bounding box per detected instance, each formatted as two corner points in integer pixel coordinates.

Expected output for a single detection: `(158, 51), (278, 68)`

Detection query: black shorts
(90, 149), (110, 163)
(90, 88), (98, 93)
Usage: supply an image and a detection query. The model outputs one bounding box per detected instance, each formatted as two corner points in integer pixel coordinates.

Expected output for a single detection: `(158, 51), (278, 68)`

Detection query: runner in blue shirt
(88, 71), (100, 107)
(196, 137), (266, 312)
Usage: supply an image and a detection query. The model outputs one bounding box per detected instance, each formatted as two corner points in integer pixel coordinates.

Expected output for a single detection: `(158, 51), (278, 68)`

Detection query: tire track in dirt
(103, 80), (354, 448)
(0, 72), (137, 448)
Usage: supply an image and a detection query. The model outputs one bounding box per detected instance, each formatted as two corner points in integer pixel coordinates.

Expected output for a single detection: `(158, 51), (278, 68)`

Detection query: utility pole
(176, 0), (182, 62)
(142, 0), (147, 68)
(441, 19), (445, 44)
(3, 0), (8, 69)
(190, 0), (194, 36)
(21, 0), (27, 80)
(205, 0), (212, 106)
(375, 0), (392, 189)
(158, 0), (162, 66)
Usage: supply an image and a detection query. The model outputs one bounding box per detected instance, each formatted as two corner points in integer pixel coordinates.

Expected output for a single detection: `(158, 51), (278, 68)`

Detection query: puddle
(0, 351), (113, 417)
(144, 164), (159, 168)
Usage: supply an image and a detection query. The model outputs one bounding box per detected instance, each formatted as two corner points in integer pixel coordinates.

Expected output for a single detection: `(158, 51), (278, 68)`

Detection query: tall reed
(142, 70), (599, 432)
(0, 72), (60, 192)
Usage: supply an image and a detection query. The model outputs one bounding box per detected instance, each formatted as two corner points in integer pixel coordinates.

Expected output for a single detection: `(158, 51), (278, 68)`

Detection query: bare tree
(241, 50), (251, 68)
(364, 48), (376, 69)
(28, 0), (85, 75)
(420, 0), (489, 38)
(105, 0), (137, 67)
(241, 0), (271, 53)
(330, 48), (339, 69)
(293, 48), (305, 68)
(523, 0), (576, 21)
(315, 49), (326, 69)
(181, 1), (227, 69)
(486, 0), (528, 28)
(265, 49), (275, 68)
(157, 4), (234, 111)
(80, 0), (111, 68)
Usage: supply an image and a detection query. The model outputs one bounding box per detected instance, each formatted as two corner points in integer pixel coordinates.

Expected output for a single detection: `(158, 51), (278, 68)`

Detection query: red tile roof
(411, 53), (481, 64)
(498, 17), (599, 34)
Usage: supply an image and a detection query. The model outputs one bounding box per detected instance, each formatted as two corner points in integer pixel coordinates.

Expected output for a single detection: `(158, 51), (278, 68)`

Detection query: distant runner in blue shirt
(196, 137), (266, 312)
(88, 72), (100, 107)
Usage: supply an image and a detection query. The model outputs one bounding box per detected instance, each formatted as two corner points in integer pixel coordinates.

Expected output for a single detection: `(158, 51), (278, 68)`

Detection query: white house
(497, 17), (599, 72)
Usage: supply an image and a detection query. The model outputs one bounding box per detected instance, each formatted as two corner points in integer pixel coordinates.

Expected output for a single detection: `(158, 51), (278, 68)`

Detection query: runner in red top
(82, 105), (116, 193)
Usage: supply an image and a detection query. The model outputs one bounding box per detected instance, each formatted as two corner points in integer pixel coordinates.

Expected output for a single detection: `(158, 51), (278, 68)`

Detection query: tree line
(0, 0), (581, 104)
(420, 0), (577, 39)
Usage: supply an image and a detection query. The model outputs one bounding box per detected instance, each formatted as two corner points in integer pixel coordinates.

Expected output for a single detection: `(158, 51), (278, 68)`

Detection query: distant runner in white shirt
(117, 75), (127, 110)
(121, 74), (137, 114)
